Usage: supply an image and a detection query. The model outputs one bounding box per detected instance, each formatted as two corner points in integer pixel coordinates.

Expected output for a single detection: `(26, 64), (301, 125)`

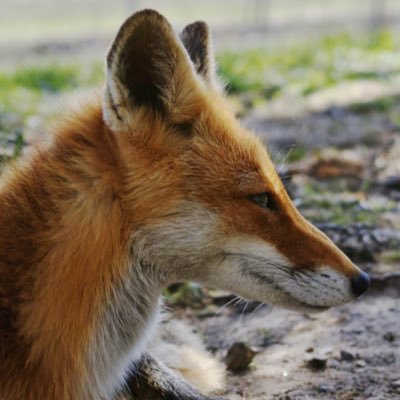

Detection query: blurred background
(1, 1), (399, 399)
(1, 0), (400, 49)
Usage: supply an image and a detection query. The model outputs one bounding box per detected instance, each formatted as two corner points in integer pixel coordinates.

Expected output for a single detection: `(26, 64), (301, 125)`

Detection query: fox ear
(103, 9), (198, 131)
(180, 21), (218, 89)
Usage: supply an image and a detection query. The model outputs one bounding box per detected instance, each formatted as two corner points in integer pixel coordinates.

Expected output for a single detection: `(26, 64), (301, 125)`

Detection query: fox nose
(350, 271), (370, 297)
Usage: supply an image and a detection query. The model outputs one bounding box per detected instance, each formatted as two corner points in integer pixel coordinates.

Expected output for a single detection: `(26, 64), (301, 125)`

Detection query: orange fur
(0, 99), (130, 398)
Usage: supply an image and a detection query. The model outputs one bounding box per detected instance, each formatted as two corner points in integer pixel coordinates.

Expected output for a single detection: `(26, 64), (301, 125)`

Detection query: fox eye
(249, 193), (269, 209)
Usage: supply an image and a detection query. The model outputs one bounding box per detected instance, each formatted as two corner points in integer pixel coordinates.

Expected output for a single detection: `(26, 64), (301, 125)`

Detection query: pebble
(356, 360), (366, 368)
(340, 350), (355, 362)
(383, 176), (400, 191)
(392, 380), (400, 388)
(306, 347), (314, 353)
(383, 332), (396, 342)
(225, 342), (258, 373)
(305, 357), (328, 372)
(317, 384), (335, 393)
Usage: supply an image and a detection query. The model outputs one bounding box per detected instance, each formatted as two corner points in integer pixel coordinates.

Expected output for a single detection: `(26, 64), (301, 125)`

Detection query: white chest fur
(85, 266), (161, 400)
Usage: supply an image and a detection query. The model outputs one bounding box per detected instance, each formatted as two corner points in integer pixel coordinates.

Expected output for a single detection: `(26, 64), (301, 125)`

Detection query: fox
(0, 9), (370, 400)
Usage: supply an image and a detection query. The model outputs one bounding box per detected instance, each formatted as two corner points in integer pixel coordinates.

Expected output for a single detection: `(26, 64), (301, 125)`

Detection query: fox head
(103, 9), (369, 312)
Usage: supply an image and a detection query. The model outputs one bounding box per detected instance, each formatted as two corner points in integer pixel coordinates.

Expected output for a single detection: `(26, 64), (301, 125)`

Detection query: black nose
(350, 271), (370, 297)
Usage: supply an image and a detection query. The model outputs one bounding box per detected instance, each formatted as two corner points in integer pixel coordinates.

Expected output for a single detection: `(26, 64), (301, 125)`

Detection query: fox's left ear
(180, 21), (219, 90)
(103, 10), (201, 132)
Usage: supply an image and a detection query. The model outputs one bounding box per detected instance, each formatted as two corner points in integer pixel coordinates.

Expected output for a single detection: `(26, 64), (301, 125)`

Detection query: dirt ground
(183, 287), (399, 400)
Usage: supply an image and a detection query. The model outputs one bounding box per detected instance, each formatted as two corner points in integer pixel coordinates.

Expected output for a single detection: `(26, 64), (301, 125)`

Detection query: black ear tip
(116, 9), (167, 36)
(181, 21), (210, 38)
(107, 9), (173, 67)
(128, 8), (166, 22)
(179, 20), (215, 84)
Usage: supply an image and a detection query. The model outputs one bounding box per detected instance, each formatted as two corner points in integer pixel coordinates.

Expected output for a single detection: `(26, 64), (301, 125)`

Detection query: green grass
(285, 146), (307, 163)
(1, 29), (398, 108)
(381, 250), (400, 263)
(0, 61), (103, 102)
(0, 61), (103, 95)
(348, 95), (400, 114)
(217, 30), (400, 96)
(0, 60), (103, 159)
(296, 178), (397, 226)
(0, 65), (80, 93)
(298, 197), (380, 225)
(163, 282), (204, 307)
(0, 61), (104, 125)
(2, 30), (400, 161)
(1, 29), (399, 120)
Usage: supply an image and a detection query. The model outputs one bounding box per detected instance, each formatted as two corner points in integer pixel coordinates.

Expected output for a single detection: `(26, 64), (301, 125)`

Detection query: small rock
(356, 360), (366, 368)
(383, 332), (396, 342)
(306, 347), (314, 353)
(328, 359), (341, 370)
(383, 176), (400, 191)
(323, 105), (347, 119)
(305, 357), (327, 372)
(307, 150), (365, 179)
(392, 379), (400, 388)
(340, 350), (355, 362)
(316, 384), (335, 393)
(225, 342), (257, 373)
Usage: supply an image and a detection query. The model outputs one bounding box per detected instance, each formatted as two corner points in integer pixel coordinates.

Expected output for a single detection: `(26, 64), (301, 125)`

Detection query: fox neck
(86, 260), (162, 400)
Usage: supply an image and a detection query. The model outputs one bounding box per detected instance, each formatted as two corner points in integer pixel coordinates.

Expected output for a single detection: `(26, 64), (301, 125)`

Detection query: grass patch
(0, 61), (103, 95)
(0, 61), (104, 125)
(380, 250), (400, 264)
(0, 61), (103, 160)
(217, 30), (400, 97)
(348, 95), (400, 114)
(5, 65), (80, 93)
(296, 180), (396, 225)
(298, 197), (379, 225)
(2, 29), (400, 161)
(285, 146), (307, 163)
(163, 282), (204, 308)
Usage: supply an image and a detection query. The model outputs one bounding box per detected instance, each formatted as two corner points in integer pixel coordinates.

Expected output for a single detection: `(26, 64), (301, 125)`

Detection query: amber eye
(249, 193), (269, 209)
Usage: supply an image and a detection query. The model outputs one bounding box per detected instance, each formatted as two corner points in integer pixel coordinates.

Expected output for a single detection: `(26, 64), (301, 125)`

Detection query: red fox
(0, 9), (370, 400)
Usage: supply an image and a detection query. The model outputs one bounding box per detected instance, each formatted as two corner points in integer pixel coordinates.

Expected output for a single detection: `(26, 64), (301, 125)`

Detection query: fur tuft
(152, 320), (226, 394)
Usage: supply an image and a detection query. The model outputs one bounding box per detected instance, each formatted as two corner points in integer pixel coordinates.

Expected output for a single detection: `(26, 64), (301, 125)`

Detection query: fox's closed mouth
(223, 252), (346, 311)
(246, 269), (331, 312)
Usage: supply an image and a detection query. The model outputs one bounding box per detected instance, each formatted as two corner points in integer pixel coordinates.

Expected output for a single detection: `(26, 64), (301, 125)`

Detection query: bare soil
(185, 291), (398, 400)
